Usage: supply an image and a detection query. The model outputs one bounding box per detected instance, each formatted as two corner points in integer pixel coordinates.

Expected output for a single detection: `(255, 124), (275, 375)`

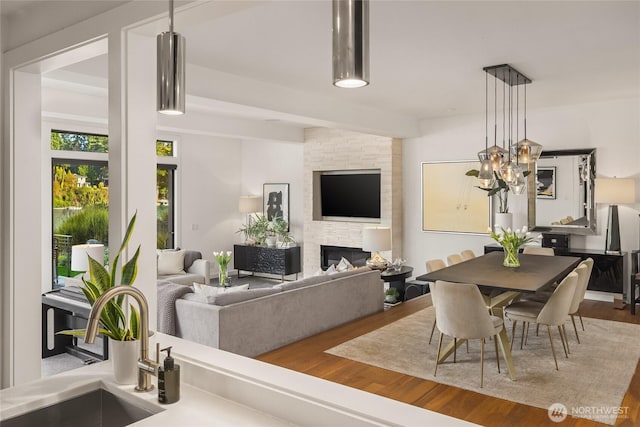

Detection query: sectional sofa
(171, 268), (384, 357)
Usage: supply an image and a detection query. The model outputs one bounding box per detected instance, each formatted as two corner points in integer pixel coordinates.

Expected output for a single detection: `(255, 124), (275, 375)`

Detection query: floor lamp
(595, 178), (636, 254)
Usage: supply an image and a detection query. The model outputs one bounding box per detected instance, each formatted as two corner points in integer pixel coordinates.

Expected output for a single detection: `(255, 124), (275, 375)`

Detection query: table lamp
(595, 178), (636, 254)
(239, 196), (261, 225)
(71, 243), (105, 272)
(362, 227), (391, 269)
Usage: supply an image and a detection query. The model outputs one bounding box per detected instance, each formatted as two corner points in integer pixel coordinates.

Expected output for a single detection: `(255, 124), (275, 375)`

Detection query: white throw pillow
(157, 250), (185, 275)
(336, 257), (354, 272)
(219, 284), (250, 293)
(314, 268), (327, 276)
(193, 283), (220, 297)
(325, 264), (337, 275)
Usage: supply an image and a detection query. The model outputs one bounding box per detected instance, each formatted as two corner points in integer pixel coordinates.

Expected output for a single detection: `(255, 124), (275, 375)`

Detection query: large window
(51, 131), (178, 285)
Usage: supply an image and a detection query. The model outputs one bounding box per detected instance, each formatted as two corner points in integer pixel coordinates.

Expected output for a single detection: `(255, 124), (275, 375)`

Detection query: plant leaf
(487, 187), (501, 196)
(87, 256), (110, 293)
(121, 245), (140, 286)
(465, 169), (480, 177)
(129, 304), (140, 340)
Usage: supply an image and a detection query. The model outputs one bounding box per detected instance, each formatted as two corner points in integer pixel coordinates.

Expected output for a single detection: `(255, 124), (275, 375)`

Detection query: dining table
(416, 251), (581, 380)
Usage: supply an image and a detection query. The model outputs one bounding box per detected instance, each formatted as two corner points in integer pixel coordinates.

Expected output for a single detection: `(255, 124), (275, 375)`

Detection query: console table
(234, 244), (301, 281)
(484, 244), (627, 295)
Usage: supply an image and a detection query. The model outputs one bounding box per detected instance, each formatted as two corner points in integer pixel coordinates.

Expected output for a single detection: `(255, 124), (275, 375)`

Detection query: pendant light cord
(485, 72), (488, 154)
(508, 68), (512, 163)
(169, 0), (174, 33)
(516, 75), (520, 165)
(524, 79), (527, 140)
(494, 69), (497, 147)
(502, 70), (506, 153)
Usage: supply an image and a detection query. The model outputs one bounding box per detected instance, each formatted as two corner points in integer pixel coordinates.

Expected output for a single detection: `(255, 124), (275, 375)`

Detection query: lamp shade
(362, 227), (391, 252)
(238, 196), (261, 213)
(71, 243), (105, 272)
(595, 178), (636, 205)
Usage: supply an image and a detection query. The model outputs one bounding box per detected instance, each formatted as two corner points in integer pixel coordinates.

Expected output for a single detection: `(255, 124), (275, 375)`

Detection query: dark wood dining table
(416, 251), (581, 380)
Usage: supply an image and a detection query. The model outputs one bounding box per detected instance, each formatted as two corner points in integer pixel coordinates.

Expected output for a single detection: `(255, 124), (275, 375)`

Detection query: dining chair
(504, 271), (578, 370)
(447, 254), (464, 265)
(431, 281), (503, 388)
(425, 259), (447, 344)
(522, 246), (555, 256)
(567, 259), (594, 342)
(460, 250), (476, 261)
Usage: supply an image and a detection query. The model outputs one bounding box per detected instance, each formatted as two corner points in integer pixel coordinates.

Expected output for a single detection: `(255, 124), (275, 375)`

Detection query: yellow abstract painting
(422, 161), (490, 233)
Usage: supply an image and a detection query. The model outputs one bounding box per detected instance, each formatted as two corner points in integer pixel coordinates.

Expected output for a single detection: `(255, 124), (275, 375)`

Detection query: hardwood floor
(257, 296), (640, 427)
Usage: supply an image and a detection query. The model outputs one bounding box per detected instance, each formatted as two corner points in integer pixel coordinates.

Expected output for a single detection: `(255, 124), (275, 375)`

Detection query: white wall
(240, 139), (305, 253)
(404, 97), (640, 279)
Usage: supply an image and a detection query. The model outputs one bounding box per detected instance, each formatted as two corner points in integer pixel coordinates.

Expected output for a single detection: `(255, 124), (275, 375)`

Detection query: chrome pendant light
(157, 0), (185, 115)
(477, 72), (494, 189)
(509, 75), (527, 195)
(499, 68), (520, 186)
(332, 0), (369, 88)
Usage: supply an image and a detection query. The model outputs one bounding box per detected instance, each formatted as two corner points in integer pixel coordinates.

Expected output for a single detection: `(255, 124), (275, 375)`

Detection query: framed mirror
(530, 149), (596, 234)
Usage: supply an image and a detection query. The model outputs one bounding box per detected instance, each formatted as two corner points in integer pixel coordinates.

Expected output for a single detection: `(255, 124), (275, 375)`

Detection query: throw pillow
(336, 257), (354, 272)
(325, 264), (337, 275)
(313, 268), (327, 276)
(219, 284), (250, 293)
(193, 283), (219, 297)
(157, 250), (186, 275)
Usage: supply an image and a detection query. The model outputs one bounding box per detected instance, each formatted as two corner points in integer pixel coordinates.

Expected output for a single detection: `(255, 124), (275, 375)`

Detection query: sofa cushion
(329, 266), (372, 280)
(213, 287), (281, 306)
(158, 250), (185, 275)
(273, 275), (327, 291)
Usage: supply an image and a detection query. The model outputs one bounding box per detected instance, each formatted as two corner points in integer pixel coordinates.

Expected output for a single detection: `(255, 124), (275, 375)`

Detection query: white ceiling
(32, 1), (640, 134)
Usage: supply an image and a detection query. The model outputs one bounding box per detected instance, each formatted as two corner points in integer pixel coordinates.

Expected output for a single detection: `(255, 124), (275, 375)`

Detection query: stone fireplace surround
(303, 128), (403, 274)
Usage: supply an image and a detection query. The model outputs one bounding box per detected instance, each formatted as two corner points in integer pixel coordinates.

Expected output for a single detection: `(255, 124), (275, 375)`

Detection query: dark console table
(484, 244), (627, 295)
(234, 244), (301, 281)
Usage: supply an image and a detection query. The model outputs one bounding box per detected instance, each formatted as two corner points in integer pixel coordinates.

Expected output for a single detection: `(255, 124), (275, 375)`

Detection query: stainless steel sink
(1, 388), (157, 427)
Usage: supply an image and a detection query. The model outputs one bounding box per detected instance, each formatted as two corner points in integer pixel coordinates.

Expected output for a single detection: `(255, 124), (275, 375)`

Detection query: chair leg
(571, 315), (580, 344)
(493, 334), (501, 373)
(480, 338), (485, 388)
(524, 322), (530, 346)
(562, 324), (570, 355)
(434, 332), (443, 377)
(547, 325), (559, 370)
(466, 339), (469, 353)
(510, 320), (517, 352)
(579, 314), (585, 331)
(520, 321), (526, 350)
(454, 338), (457, 363)
(429, 320), (437, 345)
(558, 326), (568, 358)
(536, 324), (539, 336)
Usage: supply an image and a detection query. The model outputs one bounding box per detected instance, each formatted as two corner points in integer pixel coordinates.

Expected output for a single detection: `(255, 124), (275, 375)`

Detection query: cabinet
(234, 244), (301, 281)
(484, 245), (627, 294)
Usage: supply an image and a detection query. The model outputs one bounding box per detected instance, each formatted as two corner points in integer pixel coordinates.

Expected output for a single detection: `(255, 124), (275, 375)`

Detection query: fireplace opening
(320, 245), (370, 270)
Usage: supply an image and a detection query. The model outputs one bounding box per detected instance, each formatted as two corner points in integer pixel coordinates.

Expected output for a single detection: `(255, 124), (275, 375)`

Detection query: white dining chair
(425, 259), (447, 344)
(504, 271), (578, 370)
(460, 250), (476, 261)
(431, 281), (503, 388)
(522, 246), (555, 256)
(567, 259), (594, 342)
(447, 254), (464, 266)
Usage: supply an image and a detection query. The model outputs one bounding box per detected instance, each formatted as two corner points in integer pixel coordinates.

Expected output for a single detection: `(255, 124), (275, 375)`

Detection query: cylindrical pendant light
(332, 0), (369, 88)
(157, 0), (185, 115)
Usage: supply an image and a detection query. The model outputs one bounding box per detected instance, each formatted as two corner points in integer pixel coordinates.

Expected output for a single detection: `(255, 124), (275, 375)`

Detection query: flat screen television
(320, 171), (381, 219)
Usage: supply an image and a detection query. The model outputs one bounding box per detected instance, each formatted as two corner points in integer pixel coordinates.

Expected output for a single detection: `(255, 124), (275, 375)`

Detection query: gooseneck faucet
(85, 286), (159, 392)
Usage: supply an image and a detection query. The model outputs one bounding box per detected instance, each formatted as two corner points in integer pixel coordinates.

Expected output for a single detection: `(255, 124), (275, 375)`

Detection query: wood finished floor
(257, 296), (640, 427)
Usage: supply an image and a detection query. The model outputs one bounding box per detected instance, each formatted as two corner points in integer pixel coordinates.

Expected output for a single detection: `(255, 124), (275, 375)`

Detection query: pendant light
(157, 0), (186, 115)
(477, 68), (506, 171)
(332, 0), (369, 88)
(509, 75), (527, 195)
(499, 68), (520, 185)
(512, 76), (542, 163)
(477, 72), (494, 189)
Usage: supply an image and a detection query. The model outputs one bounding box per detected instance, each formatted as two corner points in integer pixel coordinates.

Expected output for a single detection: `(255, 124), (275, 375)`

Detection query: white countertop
(1, 333), (478, 426)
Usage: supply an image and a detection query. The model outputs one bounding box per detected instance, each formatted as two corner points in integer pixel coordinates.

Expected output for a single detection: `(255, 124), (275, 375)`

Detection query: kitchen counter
(1, 333), (477, 426)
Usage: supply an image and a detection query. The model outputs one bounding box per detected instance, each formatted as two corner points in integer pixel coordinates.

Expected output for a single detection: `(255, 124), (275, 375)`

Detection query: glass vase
(218, 265), (230, 287)
(503, 246), (520, 268)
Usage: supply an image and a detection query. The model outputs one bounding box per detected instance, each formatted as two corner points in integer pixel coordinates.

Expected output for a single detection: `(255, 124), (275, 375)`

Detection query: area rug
(326, 307), (640, 425)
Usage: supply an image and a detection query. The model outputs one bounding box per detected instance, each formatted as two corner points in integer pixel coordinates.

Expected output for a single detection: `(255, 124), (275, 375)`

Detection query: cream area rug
(326, 307), (640, 425)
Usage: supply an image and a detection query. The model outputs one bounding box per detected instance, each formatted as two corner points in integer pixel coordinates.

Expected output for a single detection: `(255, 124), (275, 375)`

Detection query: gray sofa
(157, 249), (210, 285)
(172, 268), (383, 357)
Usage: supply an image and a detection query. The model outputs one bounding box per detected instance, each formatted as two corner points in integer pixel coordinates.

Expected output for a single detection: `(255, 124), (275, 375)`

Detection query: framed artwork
(536, 167), (556, 199)
(263, 183), (290, 228)
(422, 161), (491, 234)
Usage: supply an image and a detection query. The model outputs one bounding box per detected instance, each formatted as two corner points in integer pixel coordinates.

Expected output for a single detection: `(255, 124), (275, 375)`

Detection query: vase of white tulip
(489, 226), (537, 268)
(213, 250), (232, 287)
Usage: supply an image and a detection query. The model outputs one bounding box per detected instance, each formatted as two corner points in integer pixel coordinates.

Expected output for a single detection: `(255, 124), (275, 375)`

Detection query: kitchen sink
(1, 388), (157, 427)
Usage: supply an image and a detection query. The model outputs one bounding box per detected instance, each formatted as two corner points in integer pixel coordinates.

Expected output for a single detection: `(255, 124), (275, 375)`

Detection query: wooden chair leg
(571, 315), (580, 344)
(480, 338), (485, 388)
(429, 320), (437, 345)
(493, 334), (501, 373)
(547, 325), (559, 370)
(434, 332), (443, 376)
(510, 320), (517, 352)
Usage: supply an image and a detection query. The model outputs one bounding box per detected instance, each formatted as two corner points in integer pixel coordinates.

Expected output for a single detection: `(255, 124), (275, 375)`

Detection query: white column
(108, 31), (158, 329)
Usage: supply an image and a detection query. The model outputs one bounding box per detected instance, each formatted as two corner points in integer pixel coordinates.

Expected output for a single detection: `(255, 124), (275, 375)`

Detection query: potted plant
(59, 212), (142, 384)
(384, 287), (400, 304)
(271, 216), (295, 248)
(466, 169), (531, 230)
